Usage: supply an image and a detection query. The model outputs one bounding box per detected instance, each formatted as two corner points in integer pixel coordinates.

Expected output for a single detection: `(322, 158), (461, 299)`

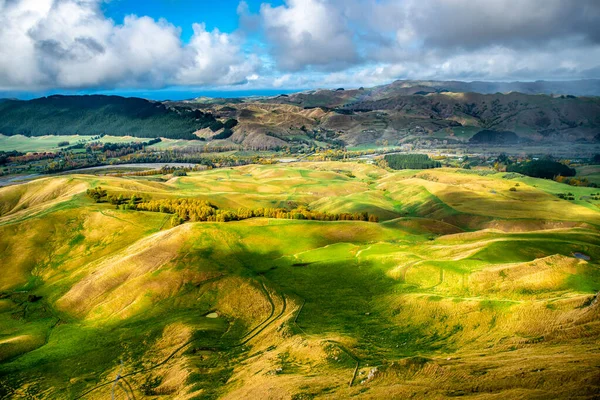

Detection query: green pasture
(0, 161), (599, 398)
(0, 134), (155, 153)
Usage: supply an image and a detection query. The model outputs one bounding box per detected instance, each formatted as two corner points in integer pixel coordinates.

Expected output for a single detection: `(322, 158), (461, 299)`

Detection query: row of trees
(134, 199), (379, 223)
(384, 154), (441, 170)
(87, 137), (161, 153)
(42, 147), (278, 174)
(554, 175), (594, 187)
(85, 191), (380, 224)
(108, 166), (199, 177)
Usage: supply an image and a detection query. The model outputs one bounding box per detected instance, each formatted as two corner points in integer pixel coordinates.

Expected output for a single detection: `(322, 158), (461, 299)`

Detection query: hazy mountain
(1, 80), (599, 148)
(374, 79), (600, 97)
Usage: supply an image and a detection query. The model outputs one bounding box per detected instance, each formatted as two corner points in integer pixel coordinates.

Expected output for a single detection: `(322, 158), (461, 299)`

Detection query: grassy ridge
(0, 162), (599, 398)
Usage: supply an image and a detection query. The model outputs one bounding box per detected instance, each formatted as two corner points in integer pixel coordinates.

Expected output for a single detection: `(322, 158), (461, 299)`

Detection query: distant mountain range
(372, 79), (600, 97)
(1, 79), (599, 149)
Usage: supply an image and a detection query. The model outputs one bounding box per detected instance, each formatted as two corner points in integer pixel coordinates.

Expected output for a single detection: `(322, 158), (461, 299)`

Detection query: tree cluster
(554, 175), (595, 187)
(88, 138), (161, 153)
(0, 150), (25, 165)
(384, 154), (441, 170)
(134, 199), (380, 223)
(507, 159), (575, 179)
(86, 187), (108, 202)
(212, 129), (234, 140)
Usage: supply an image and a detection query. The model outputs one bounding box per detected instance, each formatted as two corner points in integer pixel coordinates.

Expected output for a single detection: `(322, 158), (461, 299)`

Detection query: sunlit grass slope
(0, 162), (599, 399)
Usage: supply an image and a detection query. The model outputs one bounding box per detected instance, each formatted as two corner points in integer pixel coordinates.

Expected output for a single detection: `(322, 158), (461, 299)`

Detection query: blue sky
(0, 0), (598, 100)
(102, 0), (281, 41)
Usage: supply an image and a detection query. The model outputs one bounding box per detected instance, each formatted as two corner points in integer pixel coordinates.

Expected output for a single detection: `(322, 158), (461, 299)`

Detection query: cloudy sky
(1, 0), (599, 98)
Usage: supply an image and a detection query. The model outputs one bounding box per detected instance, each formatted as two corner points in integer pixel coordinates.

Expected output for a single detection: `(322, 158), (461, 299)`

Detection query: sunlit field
(1, 161), (598, 399)
(0, 134), (154, 153)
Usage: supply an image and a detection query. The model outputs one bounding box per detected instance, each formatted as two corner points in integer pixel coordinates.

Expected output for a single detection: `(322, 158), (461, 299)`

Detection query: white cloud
(406, 0), (600, 50)
(176, 23), (259, 86)
(0, 0), (259, 91)
(0, 0), (599, 93)
(259, 0), (359, 71)
(253, 0), (600, 83)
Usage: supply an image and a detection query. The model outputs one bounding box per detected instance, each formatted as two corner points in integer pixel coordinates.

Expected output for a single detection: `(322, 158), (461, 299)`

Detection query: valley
(2, 0), (599, 398)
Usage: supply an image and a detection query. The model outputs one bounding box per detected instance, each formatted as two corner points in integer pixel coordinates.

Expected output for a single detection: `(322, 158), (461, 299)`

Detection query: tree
(86, 187), (107, 202)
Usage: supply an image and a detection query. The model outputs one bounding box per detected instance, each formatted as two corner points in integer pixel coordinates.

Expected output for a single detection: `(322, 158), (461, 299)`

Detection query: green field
(0, 134), (156, 153)
(577, 165), (600, 185)
(0, 134), (251, 154)
(0, 162), (599, 399)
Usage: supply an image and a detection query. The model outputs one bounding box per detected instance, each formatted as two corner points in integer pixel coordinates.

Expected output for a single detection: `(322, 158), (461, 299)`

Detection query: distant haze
(2, 80), (600, 102)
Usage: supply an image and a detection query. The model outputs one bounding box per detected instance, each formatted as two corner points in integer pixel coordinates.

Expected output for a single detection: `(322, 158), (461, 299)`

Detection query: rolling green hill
(0, 162), (599, 399)
(0, 95), (216, 140)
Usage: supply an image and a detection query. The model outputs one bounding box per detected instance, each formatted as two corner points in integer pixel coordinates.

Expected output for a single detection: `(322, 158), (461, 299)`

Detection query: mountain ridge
(1, 80), (599, 149)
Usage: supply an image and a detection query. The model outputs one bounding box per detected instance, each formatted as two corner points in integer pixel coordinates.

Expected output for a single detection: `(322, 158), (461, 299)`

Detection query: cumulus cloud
(1, 0), (599, 93)
(0, 0), (259, 91)
(258, 0), (359, 71)
(176, 23), (260, 86)
(406, 0), (600, 50)
(253, 0), (600, 84)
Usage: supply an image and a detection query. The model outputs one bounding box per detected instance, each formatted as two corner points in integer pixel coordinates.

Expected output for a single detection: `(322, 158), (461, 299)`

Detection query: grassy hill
(0, 95), (216, 140)
(0, 162), (599, 398)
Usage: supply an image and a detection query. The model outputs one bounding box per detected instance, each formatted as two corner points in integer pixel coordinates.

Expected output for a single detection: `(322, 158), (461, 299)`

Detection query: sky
(0, 0), (599, 99)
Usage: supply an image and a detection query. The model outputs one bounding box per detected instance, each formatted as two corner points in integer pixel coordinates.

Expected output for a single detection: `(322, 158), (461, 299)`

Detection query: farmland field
(0, 134), (155, 153)
(0, 161), (599, 399)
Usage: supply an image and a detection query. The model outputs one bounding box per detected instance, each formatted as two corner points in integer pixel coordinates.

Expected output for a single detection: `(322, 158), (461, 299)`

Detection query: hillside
(204, 91), (600, 148)
(1, 80), (600, 150)
(0, 95), (217, 140)
(1, 162), (599, 399)
(370, 79), (600, 97)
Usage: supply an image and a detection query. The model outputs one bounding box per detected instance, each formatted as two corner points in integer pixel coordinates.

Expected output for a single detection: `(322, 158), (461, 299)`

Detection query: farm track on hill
(236, 280), (288, 347)
(323, 340), (361, 387)
(76, 278), (288, 399)
(237, 280), (276, 342)
(292, 298), (361, 387)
